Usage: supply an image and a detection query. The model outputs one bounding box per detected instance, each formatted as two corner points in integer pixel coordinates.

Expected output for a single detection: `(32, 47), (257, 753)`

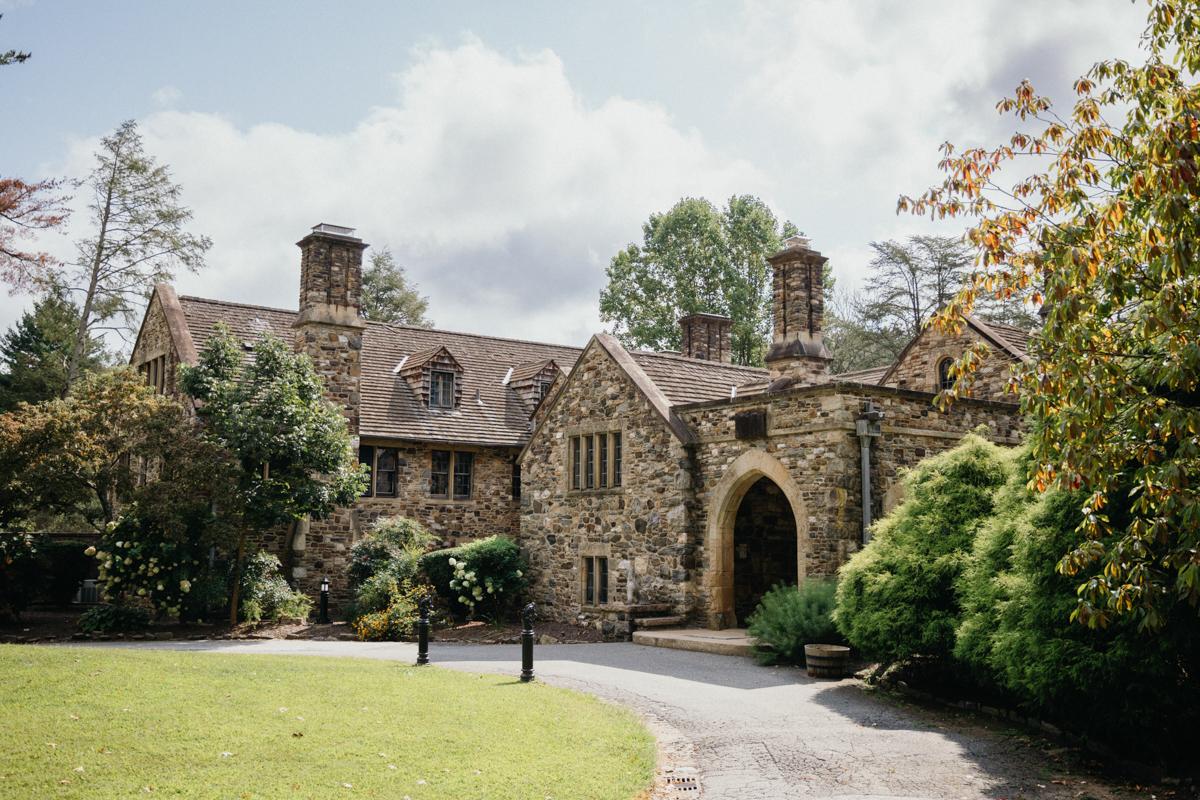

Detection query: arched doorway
(733, 477), (798, 625)
(704, 449), (808, 630)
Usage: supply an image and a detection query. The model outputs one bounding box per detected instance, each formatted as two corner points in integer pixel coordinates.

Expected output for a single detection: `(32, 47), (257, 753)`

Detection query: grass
(0, 647), (656, 799)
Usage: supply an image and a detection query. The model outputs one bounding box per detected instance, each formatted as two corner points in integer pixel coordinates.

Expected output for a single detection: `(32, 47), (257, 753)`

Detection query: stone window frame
(358, 445), (400, 498)
(138, 353), (169, 395)
(578, 542), (614, 608)
(937, 356), (956, 392)
(567, 427), (624, 494)
(430, 449), (474, 501)
(925, 346), (963, 393)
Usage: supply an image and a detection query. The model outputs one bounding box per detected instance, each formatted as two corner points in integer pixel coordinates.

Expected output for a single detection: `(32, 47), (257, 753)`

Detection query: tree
(59, 120), (210, 393)
(900, 0), (1200, 631)
(1, 14), (32, 66)
(361, 246), (433, 327)
(1, 177), (71, 292)
(599, 196), (797, 366)
(179, 325), (368, 623)
(0, 291), (108, 411)
(825, 235), (1038, 376)
(0, 368), (235, 533)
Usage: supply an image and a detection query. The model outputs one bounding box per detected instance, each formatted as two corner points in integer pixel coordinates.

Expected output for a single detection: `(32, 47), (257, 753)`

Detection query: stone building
(517, 235), (1029, 637)
(131, 224), (1030, 626)
(130, 224), (579, 605)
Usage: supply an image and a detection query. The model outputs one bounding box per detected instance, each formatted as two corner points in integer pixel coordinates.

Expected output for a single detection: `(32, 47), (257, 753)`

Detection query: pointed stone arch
(704, 448), (808, 630)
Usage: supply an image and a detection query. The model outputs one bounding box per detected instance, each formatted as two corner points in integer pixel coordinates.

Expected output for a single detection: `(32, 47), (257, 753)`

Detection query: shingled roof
(175, 295), (581, 448)
(628, 350), (766, 406)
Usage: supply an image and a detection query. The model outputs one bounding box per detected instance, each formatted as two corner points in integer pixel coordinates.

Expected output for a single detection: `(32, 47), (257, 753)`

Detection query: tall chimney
(765, 235), (832, 385)
(679, 312), (733, 363)
(293, 223), (368, 435)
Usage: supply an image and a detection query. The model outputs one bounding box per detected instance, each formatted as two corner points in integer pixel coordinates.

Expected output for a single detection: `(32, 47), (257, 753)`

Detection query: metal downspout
(856, 401), (885, 545)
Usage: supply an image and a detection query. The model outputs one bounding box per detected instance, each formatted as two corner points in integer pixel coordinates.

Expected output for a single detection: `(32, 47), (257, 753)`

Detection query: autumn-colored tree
(901, 0), (1200, 631)
(0, 177), (71, 293)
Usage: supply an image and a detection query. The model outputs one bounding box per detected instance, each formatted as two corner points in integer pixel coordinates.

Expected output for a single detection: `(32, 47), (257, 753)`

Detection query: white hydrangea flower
(84, 546), (96, 557)
(448, 558), (457, 566)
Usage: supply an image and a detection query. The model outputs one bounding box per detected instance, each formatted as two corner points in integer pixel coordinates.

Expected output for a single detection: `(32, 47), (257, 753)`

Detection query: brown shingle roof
(986, 321), (1034, 355)
(177, 296), (581, 448)
(627, 350), (767, 406)
(832, 365), (890, 385)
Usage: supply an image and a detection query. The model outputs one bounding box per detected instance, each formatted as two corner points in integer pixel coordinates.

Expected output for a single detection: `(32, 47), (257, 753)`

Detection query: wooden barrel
(804, 644), (850, 679)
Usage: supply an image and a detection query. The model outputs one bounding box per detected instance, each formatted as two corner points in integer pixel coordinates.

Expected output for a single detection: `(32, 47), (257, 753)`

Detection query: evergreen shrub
(422, 535), (527, 624)
(834, 432), (1007, 662)
(0, 533), (50, 620)
(41, 540), (94, 607)
(747, 579), (842, 665)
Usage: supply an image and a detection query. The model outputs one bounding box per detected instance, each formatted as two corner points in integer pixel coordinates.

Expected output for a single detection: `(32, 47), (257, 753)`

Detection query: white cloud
(41, 37), (767, 349)
(728, 0), (1147, 289)
(151, 86), (182, 107)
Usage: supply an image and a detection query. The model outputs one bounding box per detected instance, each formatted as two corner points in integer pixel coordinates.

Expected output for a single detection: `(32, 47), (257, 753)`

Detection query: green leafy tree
(900, 0), (1200, 630)
(0, 291), (108, 411)
(0, 368), (236, 533)
(59, 120), (210, 393)
(179, 325), (368, 623)
(599, 196), (797, 366)
(361, 247), (433, 327)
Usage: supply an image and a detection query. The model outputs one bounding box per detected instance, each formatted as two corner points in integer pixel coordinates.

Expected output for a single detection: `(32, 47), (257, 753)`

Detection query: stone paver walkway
(631, 627), (756, 656)
(55, 639), (1103, 799)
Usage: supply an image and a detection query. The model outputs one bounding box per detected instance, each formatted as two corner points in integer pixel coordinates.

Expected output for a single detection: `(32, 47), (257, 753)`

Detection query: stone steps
(634, 615), (687, 629)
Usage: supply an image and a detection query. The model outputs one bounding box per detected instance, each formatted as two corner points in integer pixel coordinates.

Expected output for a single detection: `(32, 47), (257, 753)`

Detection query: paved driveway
(59, 639), (1098, 799)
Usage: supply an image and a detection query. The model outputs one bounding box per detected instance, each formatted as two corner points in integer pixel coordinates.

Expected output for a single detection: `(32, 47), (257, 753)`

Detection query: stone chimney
(293, 223), (368, 435)
(679, 312), (733, 363)
(765, 235), (832, 384)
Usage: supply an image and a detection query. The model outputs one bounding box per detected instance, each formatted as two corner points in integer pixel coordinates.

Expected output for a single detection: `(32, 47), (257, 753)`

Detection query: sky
(1, 0), (1149, 351)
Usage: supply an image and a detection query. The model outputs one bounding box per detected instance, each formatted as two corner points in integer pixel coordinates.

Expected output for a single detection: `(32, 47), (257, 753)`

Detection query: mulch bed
(1, 605), (604, 645)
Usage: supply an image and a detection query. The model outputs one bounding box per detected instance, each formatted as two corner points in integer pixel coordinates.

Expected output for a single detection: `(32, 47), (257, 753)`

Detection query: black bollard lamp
(416, 595), (431, 666)
(317, 577), (331, 625)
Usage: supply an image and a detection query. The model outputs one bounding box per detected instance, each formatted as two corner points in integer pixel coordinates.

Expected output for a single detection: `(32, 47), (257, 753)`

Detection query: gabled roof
(830, 365), (890, 385)
(397, 345), (462, 376)
(509, 359), (557, 384)
(875, 314), (1033, 388)
(174, 294), (581, 448)
(627, 350), (767, 406)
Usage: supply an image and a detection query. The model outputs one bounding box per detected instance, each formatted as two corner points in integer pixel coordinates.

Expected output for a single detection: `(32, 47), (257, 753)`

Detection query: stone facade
(520, 339), (693, 639)
(882, 322), (1025, 401)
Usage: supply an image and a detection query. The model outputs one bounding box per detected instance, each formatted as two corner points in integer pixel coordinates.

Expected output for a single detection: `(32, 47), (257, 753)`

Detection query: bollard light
(317, 577), (331, 625)
(416, 595), (431, 666)
(520, 602), (536, 683)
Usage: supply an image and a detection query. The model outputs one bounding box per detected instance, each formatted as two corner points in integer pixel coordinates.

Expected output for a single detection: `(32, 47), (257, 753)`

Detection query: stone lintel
(292, 303), (366, 330)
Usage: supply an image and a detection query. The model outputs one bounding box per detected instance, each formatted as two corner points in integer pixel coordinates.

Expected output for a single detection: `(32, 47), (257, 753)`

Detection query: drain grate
(667, 776), (699, 792)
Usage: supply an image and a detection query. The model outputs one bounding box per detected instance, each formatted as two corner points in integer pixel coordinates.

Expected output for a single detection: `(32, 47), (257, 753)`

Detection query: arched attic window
(938, 357), (956, 392)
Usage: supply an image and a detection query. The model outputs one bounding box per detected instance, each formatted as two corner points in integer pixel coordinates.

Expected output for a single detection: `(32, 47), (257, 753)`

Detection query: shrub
(79, 604), (153, 633)
(342, 517), (431, 624)
(236, 551), (297, 622)
(425, 536), (527, 624)
(955, 446), (1200, 749)
(40, 540), (94, 607)
(0, 533), (50, 620)
(353, 581), (432, 642)
(95, 512), (218, 619)
(747, 580), (842, 666)
(834, 432), (1008, 663)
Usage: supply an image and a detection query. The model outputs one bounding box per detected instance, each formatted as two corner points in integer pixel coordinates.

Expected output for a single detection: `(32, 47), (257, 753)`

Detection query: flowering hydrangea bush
(432, 535), (527, 625)
(93, 513), (215, 619)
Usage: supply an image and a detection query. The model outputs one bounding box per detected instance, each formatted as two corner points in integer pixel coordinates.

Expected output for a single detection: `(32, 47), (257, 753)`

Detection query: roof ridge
(179, 294), (583, 352)
(630, 350), (768, 373)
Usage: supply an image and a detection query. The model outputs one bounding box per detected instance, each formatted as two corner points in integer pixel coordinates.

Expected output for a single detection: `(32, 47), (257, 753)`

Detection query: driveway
(58, 639), (1104, 799)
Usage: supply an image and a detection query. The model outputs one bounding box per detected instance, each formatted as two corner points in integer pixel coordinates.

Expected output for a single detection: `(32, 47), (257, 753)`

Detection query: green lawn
(0, 647), (655, 799)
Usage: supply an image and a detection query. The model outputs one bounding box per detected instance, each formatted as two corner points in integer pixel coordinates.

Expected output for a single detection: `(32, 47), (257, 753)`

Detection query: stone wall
(289, 442), (521, 605)
(677, 383), (1024, 627)
(885, 325), (1022, 401)
(520, 340), (694, 639)
(130, 295), (181, 397)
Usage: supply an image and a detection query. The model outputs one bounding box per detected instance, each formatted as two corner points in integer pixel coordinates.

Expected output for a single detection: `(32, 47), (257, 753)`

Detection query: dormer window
(430, 371), (455, 407)
(509, 359), (560, 412)
(398, 345), (463, 409)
